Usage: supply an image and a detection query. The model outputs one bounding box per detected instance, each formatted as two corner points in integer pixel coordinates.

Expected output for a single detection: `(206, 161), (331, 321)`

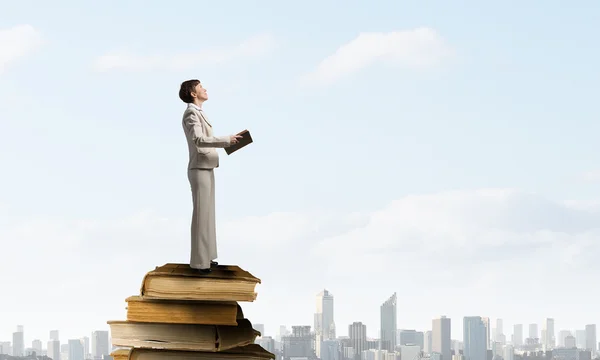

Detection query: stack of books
(108, 263), (274, 360)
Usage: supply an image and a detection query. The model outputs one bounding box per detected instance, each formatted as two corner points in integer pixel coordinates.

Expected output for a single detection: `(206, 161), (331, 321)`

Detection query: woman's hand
(230, 134), (243, 144)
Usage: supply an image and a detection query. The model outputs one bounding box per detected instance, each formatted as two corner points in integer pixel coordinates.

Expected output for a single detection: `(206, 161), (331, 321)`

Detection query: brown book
(225, 129), (253, 155)
(125, 296), (243, 325)
(107, 318), (259, 352)
(140, 264), (260, 302)
(111, 344), (275, 360)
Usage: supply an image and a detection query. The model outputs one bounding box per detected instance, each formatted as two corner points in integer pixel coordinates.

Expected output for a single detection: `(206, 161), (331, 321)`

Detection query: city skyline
(2, 302), (598, 352)
(1, 318), (598, 360)
(0, 327), (110, 359)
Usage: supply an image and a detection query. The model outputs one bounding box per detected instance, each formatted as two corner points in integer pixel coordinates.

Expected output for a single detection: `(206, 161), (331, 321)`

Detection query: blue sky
(1, 0), (600, 348)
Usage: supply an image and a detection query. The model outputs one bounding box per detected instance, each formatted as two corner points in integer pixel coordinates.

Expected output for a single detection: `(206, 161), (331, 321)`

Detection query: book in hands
(225, 130), (253, 155)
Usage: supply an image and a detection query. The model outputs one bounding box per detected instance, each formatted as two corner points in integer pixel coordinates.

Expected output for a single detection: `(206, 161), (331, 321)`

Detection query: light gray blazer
(182, 104), (231, 170)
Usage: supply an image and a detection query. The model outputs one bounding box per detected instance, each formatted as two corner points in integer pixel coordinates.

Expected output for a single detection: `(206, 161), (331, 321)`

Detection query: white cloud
(581, 169), (600, 182)
(0, 25), (42, 75)
(315, 188), (599, 273)
(93, 33), (275, 72)
(302, 27), (453, 86)
(1, 188), (600, 342)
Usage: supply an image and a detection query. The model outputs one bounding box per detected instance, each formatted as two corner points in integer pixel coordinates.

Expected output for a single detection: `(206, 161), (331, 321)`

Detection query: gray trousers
(187, 169), (217, 269)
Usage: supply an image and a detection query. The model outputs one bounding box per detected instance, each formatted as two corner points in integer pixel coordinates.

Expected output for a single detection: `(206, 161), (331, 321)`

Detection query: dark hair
(179, 79), (200, 103)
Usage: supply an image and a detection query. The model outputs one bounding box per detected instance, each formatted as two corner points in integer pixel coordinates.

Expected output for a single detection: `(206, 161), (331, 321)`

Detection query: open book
(225, 130), (253, 155)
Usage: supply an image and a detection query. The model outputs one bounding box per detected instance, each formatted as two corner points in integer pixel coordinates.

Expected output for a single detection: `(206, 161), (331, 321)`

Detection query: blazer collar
(188, 103), (202, 112)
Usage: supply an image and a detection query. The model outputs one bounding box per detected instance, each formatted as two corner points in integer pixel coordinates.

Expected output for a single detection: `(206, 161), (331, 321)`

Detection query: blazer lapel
(197, 109), (212, 128)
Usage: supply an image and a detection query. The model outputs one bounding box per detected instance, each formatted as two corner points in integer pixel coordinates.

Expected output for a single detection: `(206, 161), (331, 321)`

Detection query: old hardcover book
(108, 318), (259, 352)
(140, 264), (260, 302)
(111, 344), (275, 360)
(125, 296), (243, 325)
(225, 130), (253, 155)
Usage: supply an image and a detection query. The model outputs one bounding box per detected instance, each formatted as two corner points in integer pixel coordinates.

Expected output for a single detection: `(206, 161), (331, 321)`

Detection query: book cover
(225, 130), (253, 155)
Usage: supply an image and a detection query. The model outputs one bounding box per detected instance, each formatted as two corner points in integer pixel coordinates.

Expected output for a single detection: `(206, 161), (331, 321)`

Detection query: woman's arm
(183, 111), (232, 148)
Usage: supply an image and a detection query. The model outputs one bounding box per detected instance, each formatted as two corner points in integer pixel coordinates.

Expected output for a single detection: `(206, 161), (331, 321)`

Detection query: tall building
(576, 330), (586, 349)
(256, 336), (275, 353)
(452, 339), (463, 352)
(69, 339), (85, 360)
(283, 326), (314, 359)
(47, 340), (60, 360)
(543, 318), (555, 349)
(424, 331), (433, 354)
(50, 330), (59, 341)
(32, 340), (42, 355)
(321, 339), (341, 360)
(60, 343), (69, 360)
(558, 330), (572, 348)
(565, 335), (576, 348)
(513, 324), (523, 347)
(481, 317), (490, 350)
(380, 293), (397, 352)
(463, 316), (487, 360)
(315, 290), (336, 340)
(401, 345), (422, 360)
(585, 324), (597, 355)
(503, 344), (514, 360)
(349, 322), (367, 360)
(0, 342), (11, 355)
(529, 324), (538, 340)
(12, 326), (24, 357)
(80, 336), (90, 358)
(496, 319), (504, 341)
(277, 326), (290, 342)
(433, 316), (451, 360)
(399, 330), (424, 349)
(91, 330), (110, 360)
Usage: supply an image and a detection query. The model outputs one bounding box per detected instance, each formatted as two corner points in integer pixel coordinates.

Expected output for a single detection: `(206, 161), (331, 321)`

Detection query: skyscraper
(558, 330), (572, 347)
(91, 330), (110, 360)
(543, 318), (555, 349)
(380, 293), (397, 352)
(432, 316), (451, 360)
(482, 317), (490, 350)
(283, 326), (313, 359)
(586, 324), (597, 355)
(349, 322), (367, 360)
(565, 335), (576, 348)
(513, 324), (523, 347)
(32, 340), (42, 355)
(47, 340), (60, 360)
(321, 340), (340, 360)
(463, 316), (487, 360)
(69, 339), (85, 360)
(496, 319), (504, 341)
(277, 326), (290, 342)
(541, 330), (547, 347)
(80, 336), (90, 358)
(399, 330), (424, 349)
(576, 330), (586, 349)
(503, 344), (514, 360)
(315, 290), (335, 340)
(424, 331), (432, 354)
(12, 326), (24, 357)
(529, 324), (538, 339)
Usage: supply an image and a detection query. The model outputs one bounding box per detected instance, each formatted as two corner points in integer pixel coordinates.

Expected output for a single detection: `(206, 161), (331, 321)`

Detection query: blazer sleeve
(183, 111), (232, 148)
